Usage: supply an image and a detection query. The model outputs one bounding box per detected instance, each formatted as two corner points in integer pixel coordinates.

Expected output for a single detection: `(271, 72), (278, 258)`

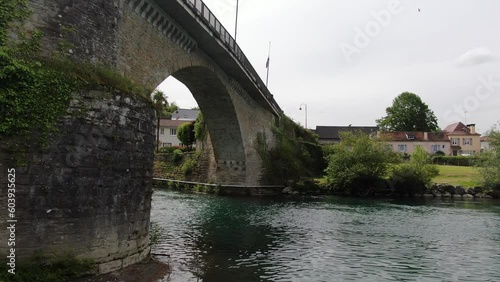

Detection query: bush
(389, 147), (439, 196)
(432, 156), (478, 166)
(433, 150), (446, 157)
(325, 131), (400, 195)
(181, 159), (197, 175)
(177, 121), (195, 147)
(476, 128), (500, 193)
(172, 149), (183, 163)
(158, 146), (178, 154)
(194, 112), (206, 141)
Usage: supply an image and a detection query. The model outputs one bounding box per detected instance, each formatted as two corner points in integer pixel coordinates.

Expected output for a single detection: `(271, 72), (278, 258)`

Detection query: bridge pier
(0, 90), (156, 274)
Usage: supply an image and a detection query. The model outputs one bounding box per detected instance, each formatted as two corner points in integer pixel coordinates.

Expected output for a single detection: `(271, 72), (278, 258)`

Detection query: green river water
(151, 189), (500, 282)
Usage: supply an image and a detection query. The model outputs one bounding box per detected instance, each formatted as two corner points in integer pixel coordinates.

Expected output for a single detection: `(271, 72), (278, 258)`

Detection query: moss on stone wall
(255, 115), (325, 184)
(0, 252), (94, 281)
(0, 1), (152, 164)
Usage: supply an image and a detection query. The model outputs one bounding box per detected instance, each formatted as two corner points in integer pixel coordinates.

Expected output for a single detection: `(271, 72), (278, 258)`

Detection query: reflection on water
(151, 190), (500, 282)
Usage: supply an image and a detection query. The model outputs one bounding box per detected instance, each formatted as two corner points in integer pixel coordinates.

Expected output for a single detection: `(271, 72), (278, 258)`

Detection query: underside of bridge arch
(172, 66), (247, 183)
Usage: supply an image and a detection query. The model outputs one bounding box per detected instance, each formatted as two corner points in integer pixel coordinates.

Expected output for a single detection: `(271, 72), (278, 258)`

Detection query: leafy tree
(325, 131), (399, 195)
(389, 146), (439, 196)
(163, 102), (179, 119)
(377, 92), (439, 132)
(151, 90), (168, 152)
(177, 122), (195, 147)
(194, 112), (206, 141)
(477, 125), (500, 194)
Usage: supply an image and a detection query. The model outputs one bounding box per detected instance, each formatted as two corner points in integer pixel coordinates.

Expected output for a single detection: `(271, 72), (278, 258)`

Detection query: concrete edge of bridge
(152, 178), (285, 196)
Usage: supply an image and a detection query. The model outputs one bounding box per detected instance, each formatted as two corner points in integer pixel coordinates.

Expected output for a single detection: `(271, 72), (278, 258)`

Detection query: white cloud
(457, 47), (495, 67)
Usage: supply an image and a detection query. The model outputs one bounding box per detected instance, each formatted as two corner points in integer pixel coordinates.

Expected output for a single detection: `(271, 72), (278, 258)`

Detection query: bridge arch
(171, 66), (245, 164)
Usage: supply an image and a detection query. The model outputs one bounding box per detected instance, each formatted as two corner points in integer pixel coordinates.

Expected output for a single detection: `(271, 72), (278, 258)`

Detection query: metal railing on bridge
(181, 0), (282, 114)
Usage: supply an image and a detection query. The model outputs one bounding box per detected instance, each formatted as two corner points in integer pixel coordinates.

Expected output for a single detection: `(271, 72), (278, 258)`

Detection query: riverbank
(74, 258), (169, 282)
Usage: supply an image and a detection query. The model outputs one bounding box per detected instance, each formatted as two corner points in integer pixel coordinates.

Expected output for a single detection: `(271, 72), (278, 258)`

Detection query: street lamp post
(299, 103), (307, 129)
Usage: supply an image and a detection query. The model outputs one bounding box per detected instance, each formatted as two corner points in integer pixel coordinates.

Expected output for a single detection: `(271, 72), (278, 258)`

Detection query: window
(398, 144), (407, 152)
(451, 138), (459, 145)
(170, 128), (177, 136)
(431, 145), (440, 153)
(463, 138), (472, 145)
(160, 128), (164, 135)
(162, 142), (172, 147)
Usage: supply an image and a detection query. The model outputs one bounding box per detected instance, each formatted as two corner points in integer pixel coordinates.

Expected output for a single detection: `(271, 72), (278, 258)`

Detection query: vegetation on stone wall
(255, 115), (324, 184)
(0, 0), (29, 46)
(154, 151), (203, 179)
(0, 252), (94, 282)
(194, 112), (207, 141)
(1, 1), (152, 162)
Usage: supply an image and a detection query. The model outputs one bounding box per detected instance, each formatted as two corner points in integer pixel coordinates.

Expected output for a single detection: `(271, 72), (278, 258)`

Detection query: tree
(325, 131), (399, 195)
(163, 102), (179, 119)
(377, 92), (439, 132)
(177, 122), (195, 147)
(152, 90), (168, 152)
(477, 124), (500, 195)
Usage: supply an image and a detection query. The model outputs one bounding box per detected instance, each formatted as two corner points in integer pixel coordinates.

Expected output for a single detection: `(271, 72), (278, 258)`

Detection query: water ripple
(151, 190), (500, 282)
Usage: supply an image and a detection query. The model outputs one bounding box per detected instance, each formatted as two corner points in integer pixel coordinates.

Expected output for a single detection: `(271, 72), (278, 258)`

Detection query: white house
(157, 109), (200, 148)
(158, 119), (186, 147)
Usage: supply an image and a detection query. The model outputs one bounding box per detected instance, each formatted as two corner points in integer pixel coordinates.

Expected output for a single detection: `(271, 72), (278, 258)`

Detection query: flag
(266, 57), (270, 68)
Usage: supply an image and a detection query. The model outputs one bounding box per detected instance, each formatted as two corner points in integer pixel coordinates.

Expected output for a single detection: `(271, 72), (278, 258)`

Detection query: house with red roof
(379, 131), (451, 155)
(443, 122), (481, 156)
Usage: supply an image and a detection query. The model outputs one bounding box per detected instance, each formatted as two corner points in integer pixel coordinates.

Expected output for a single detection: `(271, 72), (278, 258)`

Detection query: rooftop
(315, 126), (378, 140)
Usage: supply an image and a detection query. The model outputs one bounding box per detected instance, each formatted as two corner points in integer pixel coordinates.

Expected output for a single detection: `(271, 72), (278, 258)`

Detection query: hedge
(432, 156), (478, 166)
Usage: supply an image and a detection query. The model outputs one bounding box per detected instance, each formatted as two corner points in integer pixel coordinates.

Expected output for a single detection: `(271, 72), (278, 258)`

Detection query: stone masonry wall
(0, 90), (156, 274)
(23, 0), (279, 187)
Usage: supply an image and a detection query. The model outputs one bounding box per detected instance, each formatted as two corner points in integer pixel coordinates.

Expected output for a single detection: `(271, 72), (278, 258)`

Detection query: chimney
(424, 132), (428, 140)
(467, 124), (476, 134)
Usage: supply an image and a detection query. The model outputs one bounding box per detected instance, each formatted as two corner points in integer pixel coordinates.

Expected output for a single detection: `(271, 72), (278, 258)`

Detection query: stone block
(122, 253), (140, 268)
(98, 259), (123, 274)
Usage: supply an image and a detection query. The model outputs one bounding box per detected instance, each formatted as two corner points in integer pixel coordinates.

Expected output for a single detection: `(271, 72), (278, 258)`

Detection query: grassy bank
(431, 165), (479, 187)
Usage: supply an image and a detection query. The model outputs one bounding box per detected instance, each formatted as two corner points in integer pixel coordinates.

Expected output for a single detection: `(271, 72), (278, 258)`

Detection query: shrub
(433, 150), (446, 157)
(172, 149), (183, 163)
(476, 128), (500, 193)
(325, 131), (399, 195)
(389, 146), (439, 196)
(177, 122), (195, 147)
(432, 156), (478, 166)
(194, 112), (206, 141)
(181, 158), (197, 175)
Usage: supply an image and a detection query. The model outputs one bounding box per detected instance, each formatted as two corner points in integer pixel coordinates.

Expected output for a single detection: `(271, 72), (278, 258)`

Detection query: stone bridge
(0, 0), (283, 275)
(30, 0), (282, 185)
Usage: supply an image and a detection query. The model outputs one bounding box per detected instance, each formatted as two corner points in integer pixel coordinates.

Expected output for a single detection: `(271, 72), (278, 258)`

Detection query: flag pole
(234, 0), (239, 41)
(265, 41), (271, 87)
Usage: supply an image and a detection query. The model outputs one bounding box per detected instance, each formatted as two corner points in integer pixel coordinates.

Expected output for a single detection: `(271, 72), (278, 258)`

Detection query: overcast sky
(158, 0), (499, 134)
